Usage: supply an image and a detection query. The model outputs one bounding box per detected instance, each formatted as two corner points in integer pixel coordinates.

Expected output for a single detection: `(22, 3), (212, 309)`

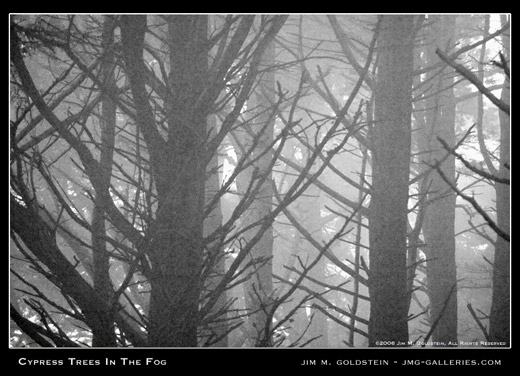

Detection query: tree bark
(368, 15), (414, 346)
(91, 15), (117, 347)
(421, 15), (458, 346)
(121, 15), (208, 347)
(241, 39), (276, 346)
(204, 115), (228, 347)
(155, 15), (207, 347)
(489, 15), (510, 345)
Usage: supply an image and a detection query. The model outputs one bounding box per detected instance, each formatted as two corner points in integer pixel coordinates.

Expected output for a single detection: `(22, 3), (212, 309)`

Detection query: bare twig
(437, 136), (509, 185)
(467, 303), (490, 341)
(436, 48), (510, 115)
(428, 161), (509, 242)
(417, 283), (457, 346)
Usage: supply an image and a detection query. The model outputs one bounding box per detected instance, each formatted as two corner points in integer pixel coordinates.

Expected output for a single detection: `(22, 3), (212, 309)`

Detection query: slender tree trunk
(298, 158), (328, 347)
(241, 40), (276, 346)
(204, 16), (229, 346)
(421, 15), (458, 346)
(286, 230), (308, 345)
(489, 15), (510, 345)
(349, 144), (368, 346)
(368, 15), (414, 346)
(91, 15), (117, 347)
(204, 115), (228, 347)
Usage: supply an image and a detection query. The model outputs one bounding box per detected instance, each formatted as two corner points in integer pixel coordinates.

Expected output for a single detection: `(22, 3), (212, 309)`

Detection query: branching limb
(427, 161), (509, 242)
(467, 303), (491, 341)
(437, 136), (509, 185)
(436, 48), (510, 115)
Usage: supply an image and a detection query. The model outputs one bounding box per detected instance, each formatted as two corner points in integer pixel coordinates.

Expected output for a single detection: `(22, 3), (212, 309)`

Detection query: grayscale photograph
(9, 14), (510, 352)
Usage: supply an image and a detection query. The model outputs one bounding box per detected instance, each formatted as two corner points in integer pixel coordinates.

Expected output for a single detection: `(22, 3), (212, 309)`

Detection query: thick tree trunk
(489, 16), (510, 345)
(121, 15), (208, 347)
(368, 15), (414, 346)
(148, 15), (208, 347)
(489, 111), (510, 344)
(91, 15), (117, 347)
(421, 15), (458, 346)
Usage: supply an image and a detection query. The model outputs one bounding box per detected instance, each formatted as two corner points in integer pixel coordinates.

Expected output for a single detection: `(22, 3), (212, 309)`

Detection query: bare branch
(437, 136), (509, 185)
(436, 48), (510, 115)
(427, 161), (510, 242)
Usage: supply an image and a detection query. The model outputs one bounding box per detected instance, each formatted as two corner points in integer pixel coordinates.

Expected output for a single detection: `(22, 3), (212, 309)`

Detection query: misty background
(10, 14), (510, 348)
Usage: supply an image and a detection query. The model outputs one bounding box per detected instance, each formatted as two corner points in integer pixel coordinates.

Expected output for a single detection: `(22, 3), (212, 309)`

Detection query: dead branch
(428, 161), (509, 242)
(437, 136), (510, 185)
(436, 48), (509, 115)
(467, 303), (491, 341)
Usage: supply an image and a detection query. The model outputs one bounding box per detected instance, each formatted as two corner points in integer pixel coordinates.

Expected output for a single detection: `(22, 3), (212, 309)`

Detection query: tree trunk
(298, 158), (328, 347)
(91, 15), (117, 347)
(121, 15), (208, 347)
(368, 15), (414, 346)
(204, 115), (228, 347)
(240, 40), (276, 346)
(421, 15), (458, 346)
(489, 15), (510, 345)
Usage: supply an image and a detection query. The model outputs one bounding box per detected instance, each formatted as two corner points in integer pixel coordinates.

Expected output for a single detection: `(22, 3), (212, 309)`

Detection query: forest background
(9, 14), (510, 349)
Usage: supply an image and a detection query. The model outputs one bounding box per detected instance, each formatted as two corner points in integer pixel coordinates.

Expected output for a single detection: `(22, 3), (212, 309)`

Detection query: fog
(10, 14), (509, 349)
